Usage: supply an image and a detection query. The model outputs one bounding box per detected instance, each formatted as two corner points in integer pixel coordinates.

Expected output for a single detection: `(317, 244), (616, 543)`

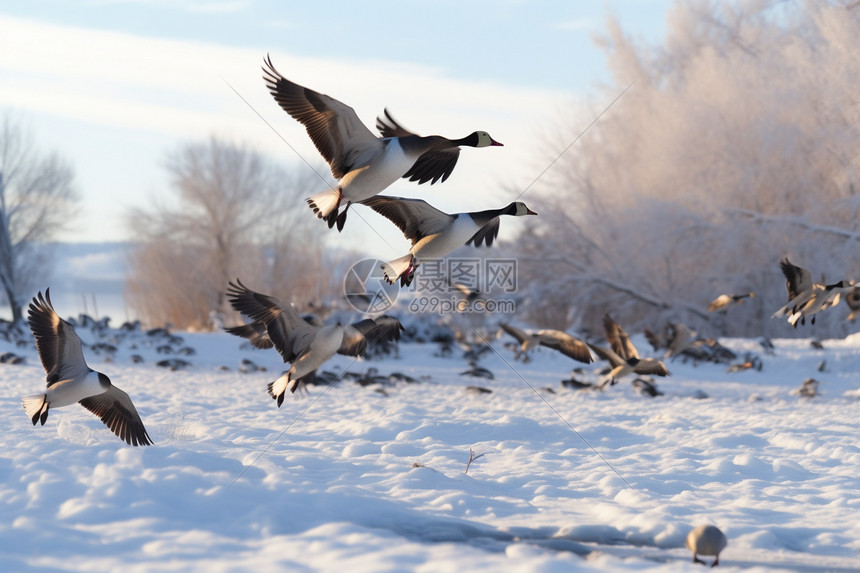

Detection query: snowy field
(2, 318), (860, 572)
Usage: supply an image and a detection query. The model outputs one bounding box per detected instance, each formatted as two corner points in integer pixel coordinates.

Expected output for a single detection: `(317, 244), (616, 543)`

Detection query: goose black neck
(452, 132), (480, 147)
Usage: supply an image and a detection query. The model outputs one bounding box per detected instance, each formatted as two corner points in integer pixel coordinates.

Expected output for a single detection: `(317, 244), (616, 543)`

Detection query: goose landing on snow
(225, 280), (404, 406)
(22, 290), (152, 446)
(588, 314), (670, 387)
(262, 55), (502, 231)
(361, 195), (536, 287)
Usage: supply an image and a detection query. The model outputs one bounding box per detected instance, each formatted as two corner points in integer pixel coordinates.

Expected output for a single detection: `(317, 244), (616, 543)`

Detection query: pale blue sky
(0, 0), (673, 257)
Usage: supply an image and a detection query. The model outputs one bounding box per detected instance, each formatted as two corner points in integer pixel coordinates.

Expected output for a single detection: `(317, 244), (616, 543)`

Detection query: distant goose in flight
(844, 285), (860, 321)
(262, 55), (502, 231)
(773, 258), (852, 326)
(588, 314), (670, 385)
(361, 195), (536, 286)
(225, 280), (404, 406)
(22, 290), (153, 446)
(707, 292), (754, 313)
(498, 323), (592, 364)
(685, 524), (727, 567)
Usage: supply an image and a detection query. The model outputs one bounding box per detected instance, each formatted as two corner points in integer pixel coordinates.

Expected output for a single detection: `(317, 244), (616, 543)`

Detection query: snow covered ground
(2, 318), (860, 572)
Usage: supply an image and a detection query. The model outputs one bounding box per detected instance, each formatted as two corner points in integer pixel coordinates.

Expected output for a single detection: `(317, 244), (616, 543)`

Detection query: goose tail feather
(381, 255), (413, 286)
(307, 189), (342, 221)
(267, 372), (292, 407)
(23, 394), (49, 426)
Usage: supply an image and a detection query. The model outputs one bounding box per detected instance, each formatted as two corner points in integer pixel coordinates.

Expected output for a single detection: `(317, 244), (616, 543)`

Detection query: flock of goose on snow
(15, 55), (859, 567)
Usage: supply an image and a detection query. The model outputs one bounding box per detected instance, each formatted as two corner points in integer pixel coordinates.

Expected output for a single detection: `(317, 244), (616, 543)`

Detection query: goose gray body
(225, 280), (404, 405)
(22, 290), (152, 446)
(685, 524), (727, 566)
(361, 195), (536, 287)
(707, 292), (753, 313)
(262, 55), (502, 231)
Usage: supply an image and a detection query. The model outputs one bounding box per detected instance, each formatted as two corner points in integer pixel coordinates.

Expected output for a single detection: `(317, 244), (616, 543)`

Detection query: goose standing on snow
(498, 323), (592, 364)
(262, 55), (503, 231)
(22, 290), (153, 446)
(588, 314), (670, 386)
(361, 195), (537, 286)
(225, 280), (404, 405)
(685, 524), (727, 566)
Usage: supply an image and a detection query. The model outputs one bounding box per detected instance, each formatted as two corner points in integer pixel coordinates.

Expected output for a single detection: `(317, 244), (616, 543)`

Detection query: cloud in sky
(0, 14), (585, 250)
(553, 18), (596, 32)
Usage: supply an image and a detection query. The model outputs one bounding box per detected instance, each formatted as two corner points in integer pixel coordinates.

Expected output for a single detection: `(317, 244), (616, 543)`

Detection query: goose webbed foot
(335, 203), (351, 232)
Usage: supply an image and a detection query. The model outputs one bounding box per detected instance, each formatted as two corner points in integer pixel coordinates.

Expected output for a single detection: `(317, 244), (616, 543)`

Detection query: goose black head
(503, 201), (538, 217)
(464, 131), (503, 148)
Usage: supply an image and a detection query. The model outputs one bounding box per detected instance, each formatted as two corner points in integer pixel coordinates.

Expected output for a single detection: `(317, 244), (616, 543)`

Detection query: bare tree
(518, 0), (859, 338)
(0, 114), (78, 322)
(125, 136), (328, 329)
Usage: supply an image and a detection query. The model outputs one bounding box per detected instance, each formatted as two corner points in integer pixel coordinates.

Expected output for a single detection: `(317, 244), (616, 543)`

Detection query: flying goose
(360, 195), (536, 286)
(685, 524), (727, 567)
(262, 55), (502, 231)
(773, 258), (852, 326)
(22, 290), (153, 446)
(844, 285), (860, 320)
(707, 292), (754, 313)
(588, 314), (670, 385)
(664, 321), (695, 360)
(225, 280), (404, 405)
(498, 323), (592, 364)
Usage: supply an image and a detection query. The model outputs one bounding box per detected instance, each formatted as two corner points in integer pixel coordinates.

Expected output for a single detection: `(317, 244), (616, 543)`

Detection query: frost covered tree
(517, 0), (859, 338)
(0, 114), (78, 322)
(125, 136), (326, 329)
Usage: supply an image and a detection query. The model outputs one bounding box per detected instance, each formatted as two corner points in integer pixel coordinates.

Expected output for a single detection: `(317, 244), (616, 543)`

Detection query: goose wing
(223, 322), (274, 350)
(262, 55), (381, 180)
(361, 195), (455, 245)
(466, 217), (500, 248)
(376, 109), (460, 185)
(536, 330), (593, 364)
(338, 316), (404, 357)
(845, 286), (860, 311)
(27, 289), (89, 386)
(499, 323), (529, 345)
(587, 343), (624, 368)
(78, 385), (153, 446)
(633, 359), (671, 377)
(780, 257), (813, 301)
(603, 314), (639, 360)
(225, 279), (316, 363)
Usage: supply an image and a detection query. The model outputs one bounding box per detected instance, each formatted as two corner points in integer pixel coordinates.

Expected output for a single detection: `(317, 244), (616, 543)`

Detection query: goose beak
(527, 208), (538, 215)
(490, 138), (504, 147)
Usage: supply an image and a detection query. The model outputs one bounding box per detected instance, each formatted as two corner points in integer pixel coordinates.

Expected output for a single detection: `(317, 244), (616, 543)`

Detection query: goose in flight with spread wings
(588, 314), (670, 386)
(498, 323), (592, 364)
(773, 257), (853, 326)
(22, 290), (153, 446)
(361, 195), (536, 287)
(225, 280), (404, 405)
(262, 55), (502, 231)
